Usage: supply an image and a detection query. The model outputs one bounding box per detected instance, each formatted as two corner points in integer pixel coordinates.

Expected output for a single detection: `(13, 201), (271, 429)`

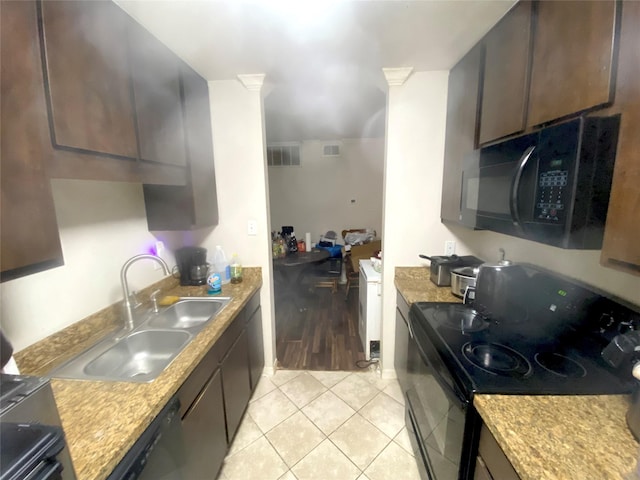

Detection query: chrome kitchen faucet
(121, 254), (170, 331)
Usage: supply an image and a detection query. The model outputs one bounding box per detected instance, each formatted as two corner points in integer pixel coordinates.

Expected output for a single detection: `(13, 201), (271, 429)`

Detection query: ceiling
(116, 0), (515, 142)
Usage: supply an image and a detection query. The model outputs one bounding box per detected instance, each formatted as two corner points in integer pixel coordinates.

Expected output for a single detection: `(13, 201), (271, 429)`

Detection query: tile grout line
(225, 371), (411, 480)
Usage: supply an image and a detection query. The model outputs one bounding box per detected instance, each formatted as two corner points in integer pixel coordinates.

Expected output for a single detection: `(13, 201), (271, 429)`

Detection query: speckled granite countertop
(14, 268), (262, 480)
(394, 266), (461, 304)
(475, 394), (639, 480)
(394, 267), (639, 479)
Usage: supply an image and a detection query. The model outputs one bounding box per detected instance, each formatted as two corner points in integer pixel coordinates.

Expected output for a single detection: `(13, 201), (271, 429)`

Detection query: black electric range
(402, 265), (639, 480)
(411, 302), (635, 399)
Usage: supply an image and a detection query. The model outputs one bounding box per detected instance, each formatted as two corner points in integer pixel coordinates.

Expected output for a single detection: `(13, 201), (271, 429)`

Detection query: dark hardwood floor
(275, 284), (365, 371)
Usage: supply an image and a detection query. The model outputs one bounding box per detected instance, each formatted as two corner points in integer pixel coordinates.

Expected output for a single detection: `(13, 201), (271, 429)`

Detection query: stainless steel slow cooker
(450, 266), (478, 298)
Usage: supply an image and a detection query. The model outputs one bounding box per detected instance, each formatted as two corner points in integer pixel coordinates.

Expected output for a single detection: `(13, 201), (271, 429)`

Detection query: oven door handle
(412, 334), (468, 409)
(509, 146), (536, 228)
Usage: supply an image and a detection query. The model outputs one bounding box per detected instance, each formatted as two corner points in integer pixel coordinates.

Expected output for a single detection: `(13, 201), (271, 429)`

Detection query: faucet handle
(150, 289), (161, 314)
(130, 291), (142, 309)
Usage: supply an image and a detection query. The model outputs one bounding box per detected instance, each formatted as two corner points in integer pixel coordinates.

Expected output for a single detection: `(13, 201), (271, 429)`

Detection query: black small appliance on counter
(419, 254), (484, 287)
(175, 247), (208, 286)
(398, 263), (639, 480)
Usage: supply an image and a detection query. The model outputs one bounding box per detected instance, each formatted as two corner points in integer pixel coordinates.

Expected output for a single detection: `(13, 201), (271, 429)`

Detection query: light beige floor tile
(331, 373), (380, 411)
(359, 392), (405, 438)
(221, 436), (288, 480)
(356, 474), (371, 480)
(364, 441), (421, 480)
(382, 381), (405, 406)
(271, 369), (303, 386)
(266, 411), (326, 467)
(393, 426), (415, 456)
(248, 388), (298, 433)
(279, 372), (327, 408)
(278, 471), (298, 480)
(308, 370), (351, 388)
(250, 374), (279, 403)
(291, 439), (361, 480)
(329, 413), (391, 470)
(301, 390), (355, 435)
(227, 413), (264, 456)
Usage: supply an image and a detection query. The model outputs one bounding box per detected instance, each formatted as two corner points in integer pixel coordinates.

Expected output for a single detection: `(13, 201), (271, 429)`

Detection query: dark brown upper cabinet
(478, 1), (533, 145)
(39, 1), (138, 160)
(1, 0), (63, 282)
(441, 44), (483, 224)
(129, 23), (188, 168)
(143, 63), (218, 231)
(527, 0), (620, 127)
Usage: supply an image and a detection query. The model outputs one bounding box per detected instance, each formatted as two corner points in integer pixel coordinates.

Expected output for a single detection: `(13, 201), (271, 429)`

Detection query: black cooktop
(410, 302), (636, 398)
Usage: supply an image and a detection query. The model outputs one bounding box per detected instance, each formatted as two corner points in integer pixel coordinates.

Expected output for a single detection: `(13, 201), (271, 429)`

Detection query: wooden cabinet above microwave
(477, 0), (620, 146)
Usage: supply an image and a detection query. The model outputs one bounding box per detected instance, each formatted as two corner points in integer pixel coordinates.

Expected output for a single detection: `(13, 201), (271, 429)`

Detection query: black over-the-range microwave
(460, 115), (621, 249)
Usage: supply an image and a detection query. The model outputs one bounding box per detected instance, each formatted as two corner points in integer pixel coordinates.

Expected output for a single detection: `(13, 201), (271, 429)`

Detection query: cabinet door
(181, 64), (219, 228)
(181, 369), (227, 479)
(220, 328), (251, 443)
(39, 0), (138, 159)
(129, 23), (187, 168)
(479, 1), (533, 144)
(528, 1), (619, 126)
(394, 308), (409, 394)
(143, 64), (218, 230)
(441, 44), (483, 223)
(247, 307), (265, 391)
(601, 1), (640, 275)
(1, 0), (63, 281)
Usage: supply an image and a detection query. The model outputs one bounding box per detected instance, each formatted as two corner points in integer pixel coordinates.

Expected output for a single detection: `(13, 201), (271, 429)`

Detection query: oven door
(406, 315), (480, 480)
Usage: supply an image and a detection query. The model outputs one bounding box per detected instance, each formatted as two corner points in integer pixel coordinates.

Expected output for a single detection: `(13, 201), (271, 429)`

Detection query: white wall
(0, 180), (174, 352)
(268, 138), (384, 243)
(449, 226), (640, 305)
(381, 70), (453, 377)
(205, 78), (276, 373)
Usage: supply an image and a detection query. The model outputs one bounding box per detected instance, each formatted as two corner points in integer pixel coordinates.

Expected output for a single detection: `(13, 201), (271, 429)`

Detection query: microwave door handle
(509, 146), (536, 226)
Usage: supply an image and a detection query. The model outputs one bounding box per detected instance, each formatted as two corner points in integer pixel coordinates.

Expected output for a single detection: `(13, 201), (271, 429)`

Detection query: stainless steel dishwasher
(108, 395), (186, 480)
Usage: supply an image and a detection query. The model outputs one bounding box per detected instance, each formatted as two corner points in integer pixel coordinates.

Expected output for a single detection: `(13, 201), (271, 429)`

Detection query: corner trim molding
(382, 67), (414, 86)
(237, 74), (266, 91)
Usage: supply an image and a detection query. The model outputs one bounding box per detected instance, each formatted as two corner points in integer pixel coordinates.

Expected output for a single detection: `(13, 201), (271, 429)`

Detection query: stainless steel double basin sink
(50, 297), (231, 383)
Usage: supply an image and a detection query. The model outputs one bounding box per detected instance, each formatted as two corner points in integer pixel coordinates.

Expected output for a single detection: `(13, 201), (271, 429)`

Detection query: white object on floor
(1, 356), (20, 375)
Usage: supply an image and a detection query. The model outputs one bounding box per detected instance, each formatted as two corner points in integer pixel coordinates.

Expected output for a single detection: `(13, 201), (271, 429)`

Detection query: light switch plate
(248, 220), (257, 236)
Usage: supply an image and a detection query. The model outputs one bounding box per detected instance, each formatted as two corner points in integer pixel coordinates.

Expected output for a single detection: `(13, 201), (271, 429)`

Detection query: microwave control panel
(535, 165), (568, 223)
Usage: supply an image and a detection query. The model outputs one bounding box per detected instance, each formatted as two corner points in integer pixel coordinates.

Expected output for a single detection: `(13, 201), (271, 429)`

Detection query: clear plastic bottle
(213, 245), (230, 284)
(230, 253), (243, 284)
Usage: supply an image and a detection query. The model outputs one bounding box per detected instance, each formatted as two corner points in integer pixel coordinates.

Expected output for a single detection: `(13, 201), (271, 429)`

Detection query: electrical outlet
(445, 240), (456, 256)
(248, 220), (257, 236)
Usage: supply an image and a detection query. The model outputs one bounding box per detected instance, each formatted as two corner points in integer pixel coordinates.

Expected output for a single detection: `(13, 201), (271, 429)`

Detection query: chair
(311, 256), (342, 293)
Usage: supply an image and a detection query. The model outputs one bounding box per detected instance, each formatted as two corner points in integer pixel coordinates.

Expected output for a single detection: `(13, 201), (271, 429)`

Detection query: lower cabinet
(181, 369), (227, 479)
(176, 291), (262, 477)
(475, 423), (520, 480)
(247, 306), (265, 391)
(394, 292), (410, 394)
(220, 328), (251, 443)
